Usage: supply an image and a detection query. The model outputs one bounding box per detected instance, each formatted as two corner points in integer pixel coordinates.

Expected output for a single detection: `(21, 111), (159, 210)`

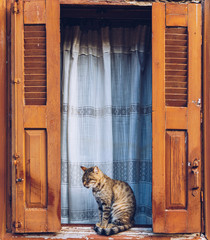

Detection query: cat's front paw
(94, 224), (106, 235)
(94, 223), (102, 234)
(100, 223), (108, 229)
(95, 222), (101, 228)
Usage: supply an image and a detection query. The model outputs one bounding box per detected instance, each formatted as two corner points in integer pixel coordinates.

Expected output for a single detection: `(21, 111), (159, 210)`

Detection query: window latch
(191, 159), (200, 196)
(13, 153), (24, 183)
(16, 178), (24, 183)
(192, 98), (201, 107)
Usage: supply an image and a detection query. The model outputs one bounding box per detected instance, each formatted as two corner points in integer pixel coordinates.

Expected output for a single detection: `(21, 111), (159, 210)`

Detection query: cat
(81, 166), (136, 236)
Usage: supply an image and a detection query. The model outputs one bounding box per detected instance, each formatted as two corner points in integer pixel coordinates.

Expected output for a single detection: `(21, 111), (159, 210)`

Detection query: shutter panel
(11, 0), (60, 233)
(152, 3), (202, 233)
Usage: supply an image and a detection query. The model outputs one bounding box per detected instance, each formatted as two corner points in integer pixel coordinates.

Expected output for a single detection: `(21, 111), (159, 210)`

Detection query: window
(60, 7), (152, 226)
(10, 0), (202, 234)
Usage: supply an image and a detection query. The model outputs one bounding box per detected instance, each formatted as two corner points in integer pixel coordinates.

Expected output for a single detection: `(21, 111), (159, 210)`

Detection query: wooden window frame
(203, 0), (210, 238)
(0, 0), (209, 239)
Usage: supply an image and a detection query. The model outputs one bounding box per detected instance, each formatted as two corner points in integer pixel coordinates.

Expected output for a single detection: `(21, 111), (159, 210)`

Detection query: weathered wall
(0, 0), (7, 238)
(0, 0), (209, 238)
(204, 0), (210, 238)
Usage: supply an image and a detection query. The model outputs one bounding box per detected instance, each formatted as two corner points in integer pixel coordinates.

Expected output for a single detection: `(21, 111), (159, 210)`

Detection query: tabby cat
(81, 166), (136, 236)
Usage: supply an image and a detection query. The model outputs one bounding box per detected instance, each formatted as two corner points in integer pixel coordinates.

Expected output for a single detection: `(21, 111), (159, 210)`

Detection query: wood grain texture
(166, 107), (187, 129)
(204, 0), (210, 237)
(24, 0), (46, 24)
(0, 0), (7, 238)
(24, 24), (47, 105)
(166, 4), (188, 15)
(166, 131), (187, 209)
(45, 0), (61, 232)
(166, 16), (188, 27)
(152, 3), (202, 233)
(152, 2), (166, 233)
(11, 0), (25, 233)
(187, 3), (202, 232)
(166, 4), (188, 27)
(11, 0), (61, 233)
(165, 27), (188, 107)
(6, 0), (12, 233)
(25, 209), (47, 232)
(24, 106), (47, 128)
(25, 130), (47, 208)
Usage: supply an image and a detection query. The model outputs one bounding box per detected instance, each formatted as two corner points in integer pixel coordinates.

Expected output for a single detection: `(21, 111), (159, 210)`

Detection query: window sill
(4, 226), (205, 240)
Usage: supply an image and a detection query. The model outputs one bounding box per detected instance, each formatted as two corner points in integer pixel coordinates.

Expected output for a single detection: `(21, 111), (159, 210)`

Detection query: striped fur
(94, 222), (133, 236)
(81, 166), (136, 236)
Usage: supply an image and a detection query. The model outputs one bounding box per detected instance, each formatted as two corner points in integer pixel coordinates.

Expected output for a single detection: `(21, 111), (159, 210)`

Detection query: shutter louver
(24, 24), (47, 105)
(165, 27), (188, 107)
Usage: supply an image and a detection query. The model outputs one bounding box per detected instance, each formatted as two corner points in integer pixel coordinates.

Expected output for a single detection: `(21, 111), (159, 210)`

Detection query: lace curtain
(61, 23), (152, 225)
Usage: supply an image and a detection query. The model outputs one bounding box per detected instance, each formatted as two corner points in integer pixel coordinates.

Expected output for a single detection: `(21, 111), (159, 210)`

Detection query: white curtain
(61, 23), (152, 225)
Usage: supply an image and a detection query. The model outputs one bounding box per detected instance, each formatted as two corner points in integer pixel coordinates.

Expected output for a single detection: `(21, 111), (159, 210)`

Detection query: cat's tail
(94, 223), (133, 236)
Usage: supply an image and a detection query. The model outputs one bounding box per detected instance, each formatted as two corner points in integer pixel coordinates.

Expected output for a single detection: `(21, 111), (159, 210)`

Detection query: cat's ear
(93, 166), (99, 174)
(81, 166), (87, 172)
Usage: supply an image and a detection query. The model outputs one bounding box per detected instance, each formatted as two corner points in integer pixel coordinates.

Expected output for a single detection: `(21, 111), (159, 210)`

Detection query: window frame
(0, 0), (208, 238)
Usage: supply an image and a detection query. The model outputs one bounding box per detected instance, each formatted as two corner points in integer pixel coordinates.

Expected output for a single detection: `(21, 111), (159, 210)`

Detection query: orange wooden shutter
(152, 3), (202, 233)
(11, 0), (60, 233)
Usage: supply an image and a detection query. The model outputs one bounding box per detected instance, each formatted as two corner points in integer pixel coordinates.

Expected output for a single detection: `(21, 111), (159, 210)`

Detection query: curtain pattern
(61, 24), (152, 225)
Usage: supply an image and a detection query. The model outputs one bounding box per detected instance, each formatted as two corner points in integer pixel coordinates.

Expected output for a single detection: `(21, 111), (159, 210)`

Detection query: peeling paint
(171, 234), (204, 240)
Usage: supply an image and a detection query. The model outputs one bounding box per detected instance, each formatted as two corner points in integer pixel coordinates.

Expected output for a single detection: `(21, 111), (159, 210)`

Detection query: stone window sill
(3, 226), (205, 240)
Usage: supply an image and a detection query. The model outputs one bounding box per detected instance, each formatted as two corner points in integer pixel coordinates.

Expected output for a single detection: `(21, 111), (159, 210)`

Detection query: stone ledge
(3, 226), (206, 240)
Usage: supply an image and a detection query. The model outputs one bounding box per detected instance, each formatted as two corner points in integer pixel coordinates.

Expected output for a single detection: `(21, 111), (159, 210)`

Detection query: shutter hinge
(13, 153), (20, 160)
(13, 221), (21, 229)
(192, 98), (201, 107)
(13, 153), (20, 166)
(12, 1), (19, 14)
(12, 78), (21, 84)
(200, 111), (203, 124)
(200, 190), (204, 203)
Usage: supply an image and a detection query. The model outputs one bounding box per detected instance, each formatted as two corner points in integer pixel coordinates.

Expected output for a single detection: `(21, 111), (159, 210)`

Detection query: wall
(0, 0), (210, 238)
(204, 0), (210, 238)
(0, 0), (7, 238)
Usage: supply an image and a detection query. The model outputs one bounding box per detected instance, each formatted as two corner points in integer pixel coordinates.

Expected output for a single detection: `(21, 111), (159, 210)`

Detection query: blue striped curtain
(61, 24), (152, 225)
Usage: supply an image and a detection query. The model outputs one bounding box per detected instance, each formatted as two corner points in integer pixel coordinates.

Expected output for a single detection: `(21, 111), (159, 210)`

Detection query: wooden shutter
(152, 3), (202, 233)
(11, 0), (60, 233)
